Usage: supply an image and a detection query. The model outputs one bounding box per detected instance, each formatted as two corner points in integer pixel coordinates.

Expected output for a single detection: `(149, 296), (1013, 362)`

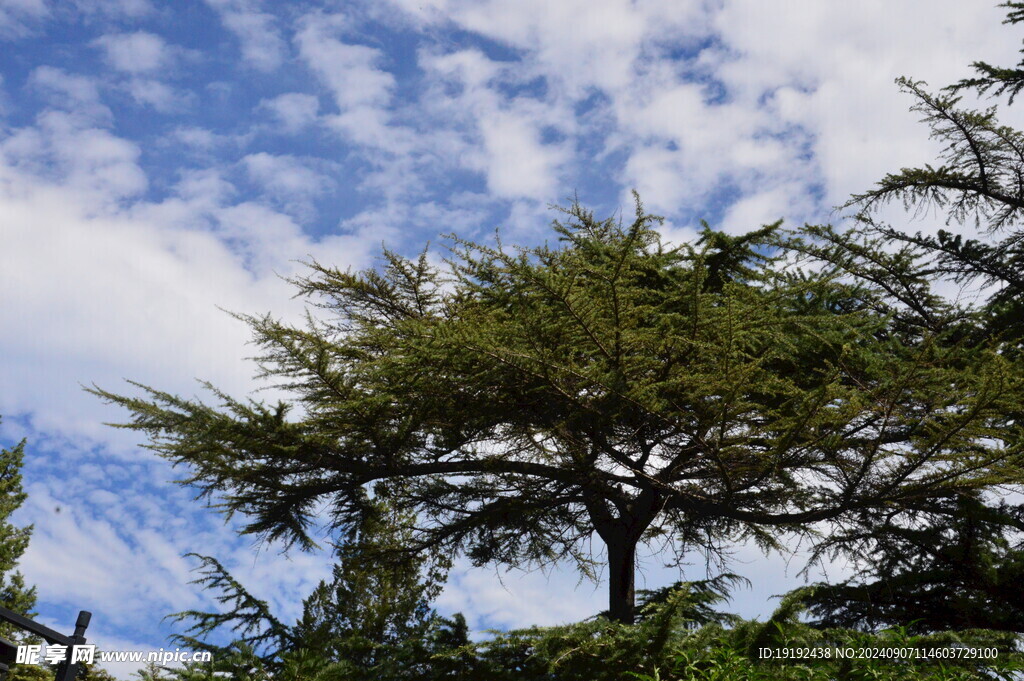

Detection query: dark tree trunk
(606, 534), (637, 624)
(592, 490), (660, 625)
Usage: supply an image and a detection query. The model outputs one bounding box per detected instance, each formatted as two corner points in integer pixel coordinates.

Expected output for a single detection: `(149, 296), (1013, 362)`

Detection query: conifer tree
(839, 2), (1024, 347)
(0, 418), (37, 636)
(78, 662), (121, 681)
(291, 504), (449, 675)
(801, 494), (1024, 633)
(948, 1), (1024, 103)
(840, 75), (1024, 348)
(0, 419), (50, 681)
(94, 198), (1024, 624)
(168, 501), (453, 680)
(131, 661), (170, 680)
(781, 1), (1024, 633)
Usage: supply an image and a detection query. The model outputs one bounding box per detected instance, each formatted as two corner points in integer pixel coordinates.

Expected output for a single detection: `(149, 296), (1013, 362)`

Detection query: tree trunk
(606, 534), (637, 624)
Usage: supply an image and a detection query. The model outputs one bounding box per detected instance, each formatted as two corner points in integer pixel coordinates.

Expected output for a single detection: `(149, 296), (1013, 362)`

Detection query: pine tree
(1, 419), (48, 681)
(130, 661), (170, 680)
(948, 2), (1024, 103)
(78, 662), (120, 680)
(801, 494), (1024, 633)
(842, 76), (1024, 348)
(839, 2), (1024, 348)
(94, 198), (1024, 623)
(168, 501), (450, 679)
(0, 418), (37, 637)
(291, 503), (449, 675)
(786, 1), (1024, 634)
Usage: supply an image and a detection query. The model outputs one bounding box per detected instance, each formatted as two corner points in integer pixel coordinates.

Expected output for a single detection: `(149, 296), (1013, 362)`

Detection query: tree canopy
(95, 196), (1024, 623)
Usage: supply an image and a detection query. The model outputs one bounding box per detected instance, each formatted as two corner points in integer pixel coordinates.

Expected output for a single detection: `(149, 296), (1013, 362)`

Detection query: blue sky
(0, 0), (1020, 677)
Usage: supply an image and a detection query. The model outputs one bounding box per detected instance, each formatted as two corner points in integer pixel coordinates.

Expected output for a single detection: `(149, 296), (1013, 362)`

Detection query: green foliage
(93, 195), (1024, 622)
(635, 573), (747, 628)
(167, 553), (296, 661)
(947, 2), (1024, 103)
(0, 418), (46, 681)
(848, 77), (1024, 232)
(7, 664), (53, 681)
(801, 1), (1024, 633)
(230, 586), (1019, 681)
(0, 421), (110, 681)
(169, 643), (272, 681)
(290, 502), (451, 676)
(0, 419), (36, 642)
(452, 592), (1023, 681)
(841, 10), (1024, 345)
(167, 560), (1024, 681)
(837, 72), (1024, 350)
(800, 494), (1024, 633)
(77, 662), (121, 681)
(170, 500), (452, 680)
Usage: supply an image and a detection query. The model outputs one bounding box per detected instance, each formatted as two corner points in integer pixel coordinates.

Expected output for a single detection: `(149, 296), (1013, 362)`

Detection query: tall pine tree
(0, 418), (36, 637)
(168, 501), (456, 681)
(0, 418), (53, 681)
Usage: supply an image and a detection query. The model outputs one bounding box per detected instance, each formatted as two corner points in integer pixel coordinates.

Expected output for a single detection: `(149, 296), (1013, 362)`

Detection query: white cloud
(437, 561), (601, 629)
(17, 481), (201, 623)
(205, 0), (287, 72)
(242, 152), (335, 212)
(383, 0), (1019, 229)
(171, 166), (235, 205)
(91, 34), (194, 114)
(165, 128), (252, 161)
(14, 456), (332, 680)
(296, 14), (394, 111)
(295, 12), (418, 154)
(479, 110), (566, 199)
(718, 184), (816, 234)
(170, 126), (227, 151)
(392, 0), (710, 96)
(2, 111), (146, 200)
(0, 0), (48, 39)
(707, 0), (1016, 212)
(126, 78), (189, 112)
(259, 92), (320, 133)
(415, 49), (572, 201)
(0, 107), (381, 455)
(28, 66), (111, 124)
(73, 0), (151, 19)
(95, 32), (172, 74)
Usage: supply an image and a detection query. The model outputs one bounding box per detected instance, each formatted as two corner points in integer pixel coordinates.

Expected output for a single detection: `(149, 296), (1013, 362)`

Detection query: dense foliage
(0, 417), (51, 681)
(0, 418), (36, 639)
(161, 583), (1023, 681)
(95, 196), (1024, 623)
(163, 500), (454, 680)
(800, 494), (1024, 633)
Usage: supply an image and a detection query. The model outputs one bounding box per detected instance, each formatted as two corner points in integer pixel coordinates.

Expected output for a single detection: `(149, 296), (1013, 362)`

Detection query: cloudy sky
(1, 0), (1021, 675)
